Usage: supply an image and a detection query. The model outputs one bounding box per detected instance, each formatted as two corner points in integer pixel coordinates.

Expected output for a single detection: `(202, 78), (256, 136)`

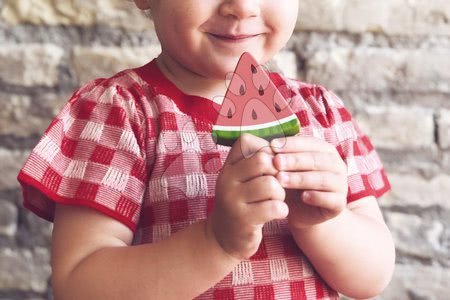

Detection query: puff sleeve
(291, 82), (391, 203)
(17, 77), (148, 232)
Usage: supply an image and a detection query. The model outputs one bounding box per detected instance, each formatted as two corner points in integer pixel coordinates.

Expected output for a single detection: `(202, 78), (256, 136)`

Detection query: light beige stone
(0, 201), (17, 237)
(72, 45), (161, 84)
(297, 0), (344, 32)
(384, 211), (444, 259)
(97, 0), (154, 31)
(1, 0), (96, 25)
(0, 247), (50, 292)
(297, 0), (450, 36)
(0, 94), (32, 136)
(0, 93), (67, 137)
(0, 44), (64, 87)
(438, 109), (450, 149)
(355, 105), (434, 150)
(307, 48), (450, 93)
(1, 0), (153, 31)
(0, 149), (29, 191)
(379, 264), (450, 300)
(381, 173), (450, 210)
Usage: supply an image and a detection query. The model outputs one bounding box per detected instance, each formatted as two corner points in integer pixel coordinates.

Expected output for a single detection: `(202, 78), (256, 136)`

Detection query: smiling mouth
(209, 33), (259, 41)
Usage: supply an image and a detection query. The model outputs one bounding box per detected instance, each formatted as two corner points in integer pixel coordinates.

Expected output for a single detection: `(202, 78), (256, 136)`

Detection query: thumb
(224, 133), (273, 166)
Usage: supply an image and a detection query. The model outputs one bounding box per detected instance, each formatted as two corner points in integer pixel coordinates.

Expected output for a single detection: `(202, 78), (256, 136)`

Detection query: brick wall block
(355, 105), (434, 150)
(381, 173), (450, 209)
(380, 264), (450, 299)
(1, 0), (153, 31)
(297, 0), (450, 36)
(0, 148), (29, 191)
(72, 45), (161, 84)
(0, 247), (50, 292)
(307, 48), (450, 93)
(438, 109), (450, 149)
(0, 44), (63, 87)
(0, 93), (68, 137)
(0, 200), (17, 237)
(384, 212), (445, 259)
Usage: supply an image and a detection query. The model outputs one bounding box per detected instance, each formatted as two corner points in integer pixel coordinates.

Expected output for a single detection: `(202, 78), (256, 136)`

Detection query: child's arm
(51, 134), (287, 300)
(271, 136), (395, 299)
(288, 198), (395, 299)
(51, 204), (238, 300)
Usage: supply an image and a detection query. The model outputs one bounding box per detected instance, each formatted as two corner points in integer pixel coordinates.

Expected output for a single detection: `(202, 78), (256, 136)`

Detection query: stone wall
(0, 0), (449, 299)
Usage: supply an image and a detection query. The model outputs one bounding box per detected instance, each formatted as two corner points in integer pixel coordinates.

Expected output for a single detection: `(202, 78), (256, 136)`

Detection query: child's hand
(271, 136), (348, 228)
(208, 134), (288, 260)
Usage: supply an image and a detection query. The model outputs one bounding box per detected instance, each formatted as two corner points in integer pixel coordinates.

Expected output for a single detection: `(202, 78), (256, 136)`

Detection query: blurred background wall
(0, 0), (449, 299)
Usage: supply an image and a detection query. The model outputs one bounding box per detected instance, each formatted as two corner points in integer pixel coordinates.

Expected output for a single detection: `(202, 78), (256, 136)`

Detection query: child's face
(137, 0), (298, 79)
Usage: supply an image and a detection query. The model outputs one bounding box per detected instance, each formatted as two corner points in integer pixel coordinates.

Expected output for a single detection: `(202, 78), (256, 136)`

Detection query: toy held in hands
(212, 52), (300, 146)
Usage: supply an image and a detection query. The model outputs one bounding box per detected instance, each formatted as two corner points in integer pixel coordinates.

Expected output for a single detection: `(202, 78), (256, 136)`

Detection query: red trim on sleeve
(347, 169), (391, 203)
(18, 171), (137, 232)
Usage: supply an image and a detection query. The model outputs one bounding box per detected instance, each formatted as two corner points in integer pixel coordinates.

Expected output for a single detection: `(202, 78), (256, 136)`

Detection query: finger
(273, 152), (346, 174)
(302, 191), (346, 214)
(277, 171), (347, 193)
(270, 136), (336, 154)
(230, 151), (278, 182)
(242, 175), (286, 203)
(246, 199), (289, 225)
(224, 133), (273, 166)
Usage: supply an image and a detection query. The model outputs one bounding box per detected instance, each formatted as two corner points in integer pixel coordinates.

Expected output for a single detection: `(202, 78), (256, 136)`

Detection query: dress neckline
(135, 58), (288, 125)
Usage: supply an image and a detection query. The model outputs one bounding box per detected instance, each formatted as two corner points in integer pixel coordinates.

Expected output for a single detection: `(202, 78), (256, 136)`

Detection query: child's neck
(156, 54), (227, 101)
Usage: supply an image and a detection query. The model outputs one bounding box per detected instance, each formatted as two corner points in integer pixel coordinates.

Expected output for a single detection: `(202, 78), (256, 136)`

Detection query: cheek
(268, 1), (298, 33)
(280, 12), (297, 34)
(272, 1), (298, 33)
(171, 0), (212, 29)
(154, 14), (196, 49)
(272, 17), (297, 47)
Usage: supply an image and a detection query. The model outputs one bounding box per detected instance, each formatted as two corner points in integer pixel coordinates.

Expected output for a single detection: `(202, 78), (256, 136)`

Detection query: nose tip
(219, 0), (261, 19)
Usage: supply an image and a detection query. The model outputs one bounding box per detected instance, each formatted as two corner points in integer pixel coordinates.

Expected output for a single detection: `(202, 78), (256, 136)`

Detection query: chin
(205, 54), (254, 77)
(199, 60), (238, 80)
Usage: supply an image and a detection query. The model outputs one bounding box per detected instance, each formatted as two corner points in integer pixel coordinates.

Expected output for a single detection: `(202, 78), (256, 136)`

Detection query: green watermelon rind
(212, 117), (300, 146)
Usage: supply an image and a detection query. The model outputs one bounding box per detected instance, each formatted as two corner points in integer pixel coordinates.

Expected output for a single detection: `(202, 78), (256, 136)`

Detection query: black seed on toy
(227, 108), (233, 118)
(252, 109), (258, 120)
(240, 85), (245, 95)
(259, 86), (264, 96)
(274, 102), (281, 112)
(251, 64), (257, 74)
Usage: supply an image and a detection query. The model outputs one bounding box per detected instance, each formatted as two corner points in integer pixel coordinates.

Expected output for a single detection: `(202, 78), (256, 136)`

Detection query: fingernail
(302, 191), (312, 203)
(271, 138), (282, 149)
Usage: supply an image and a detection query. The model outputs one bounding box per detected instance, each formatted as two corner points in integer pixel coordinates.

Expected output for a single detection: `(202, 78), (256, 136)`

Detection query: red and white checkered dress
(18, 58), (390, 299)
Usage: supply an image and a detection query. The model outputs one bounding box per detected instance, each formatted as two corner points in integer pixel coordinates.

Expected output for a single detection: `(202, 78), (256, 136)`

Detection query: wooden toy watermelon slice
(212, 52), (300, 146)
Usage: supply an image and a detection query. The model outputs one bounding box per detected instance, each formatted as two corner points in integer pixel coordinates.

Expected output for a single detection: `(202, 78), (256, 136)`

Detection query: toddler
(17, 0), (396, 299)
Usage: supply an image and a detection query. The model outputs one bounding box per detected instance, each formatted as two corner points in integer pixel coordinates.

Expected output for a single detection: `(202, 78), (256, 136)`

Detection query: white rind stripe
(213, 114), (297, 131)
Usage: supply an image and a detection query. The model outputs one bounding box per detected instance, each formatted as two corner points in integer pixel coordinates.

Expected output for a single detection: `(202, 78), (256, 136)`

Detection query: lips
(210, 33), (259, 40)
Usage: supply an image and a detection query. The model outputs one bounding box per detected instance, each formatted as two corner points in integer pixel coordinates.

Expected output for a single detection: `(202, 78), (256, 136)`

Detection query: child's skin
(51, 1), (395, 299)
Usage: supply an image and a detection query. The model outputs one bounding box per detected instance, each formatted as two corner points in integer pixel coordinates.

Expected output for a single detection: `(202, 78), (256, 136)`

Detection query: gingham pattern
(18, 59), (390, 300)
